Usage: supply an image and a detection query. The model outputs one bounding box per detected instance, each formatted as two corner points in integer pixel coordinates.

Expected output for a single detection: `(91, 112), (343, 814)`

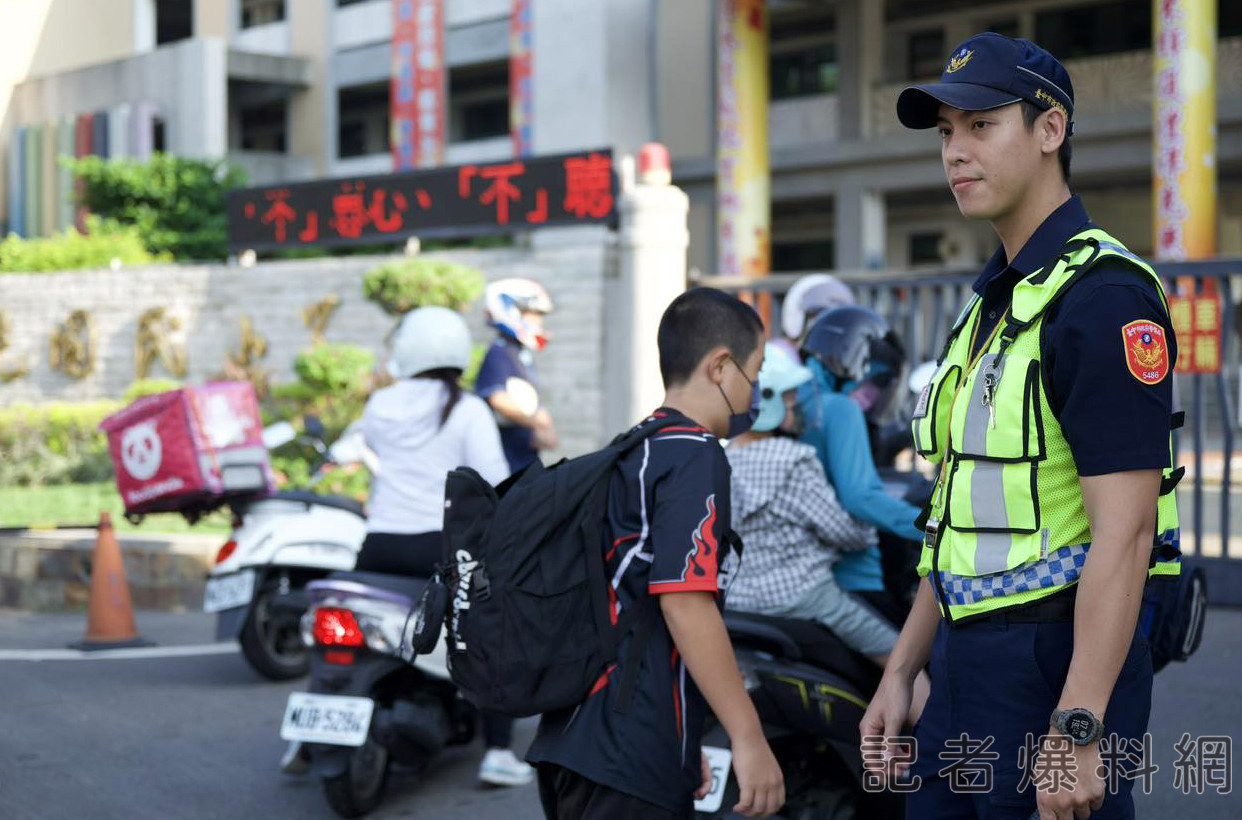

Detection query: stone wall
(0, 225), (615, 458)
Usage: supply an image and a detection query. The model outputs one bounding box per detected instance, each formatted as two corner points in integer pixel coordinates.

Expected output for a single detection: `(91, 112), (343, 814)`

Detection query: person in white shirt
(358, 306), (509, 573)
(358, 305), (533, 788)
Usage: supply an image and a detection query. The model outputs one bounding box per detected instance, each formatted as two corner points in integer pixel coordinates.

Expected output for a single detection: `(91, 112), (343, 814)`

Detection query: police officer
(860, 33), (1182, 820)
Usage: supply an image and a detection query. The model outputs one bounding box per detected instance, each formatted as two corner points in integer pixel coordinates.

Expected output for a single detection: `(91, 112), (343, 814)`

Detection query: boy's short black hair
(658, 288), (765, 388)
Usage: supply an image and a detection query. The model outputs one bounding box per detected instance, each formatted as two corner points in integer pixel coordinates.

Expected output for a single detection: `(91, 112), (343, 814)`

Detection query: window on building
(1035, 2), (1150, 60)
(773, 240), (835, 271)
(1222, 0), (1242, 38)
(153, 117), (167, 153)
(769, 8), (837, 100)
(338, 82), (390, 158)
(239, 99), (288, 153)
(449, 61), (509, 142)
(337, 0), (370, 6)
(241, 0), (285, 28)
(771, 44), (838, 99)
(156, 0), (194, 45)
(909, 232), (944, 266)
(907, 29), (945, 79)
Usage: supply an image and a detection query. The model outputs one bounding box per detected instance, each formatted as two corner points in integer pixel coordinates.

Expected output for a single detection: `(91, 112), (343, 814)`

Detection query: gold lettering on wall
(0, 311), (31, 382)
(135, 307), (189, 380)
(49, 310), (95, 379)
(302, 295), (341, 344)
(225, 315), (270, 394)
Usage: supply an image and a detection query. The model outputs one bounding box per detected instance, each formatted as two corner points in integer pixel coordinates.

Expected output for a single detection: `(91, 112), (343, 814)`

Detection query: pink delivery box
(99, 381), (275, 517)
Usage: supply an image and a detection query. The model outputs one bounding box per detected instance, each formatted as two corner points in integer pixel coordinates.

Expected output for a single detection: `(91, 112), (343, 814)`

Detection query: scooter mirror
(908, 360), (938, 394)
(262, 421), (298, 450)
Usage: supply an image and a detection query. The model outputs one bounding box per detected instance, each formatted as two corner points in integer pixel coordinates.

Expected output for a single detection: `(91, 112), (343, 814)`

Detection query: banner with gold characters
(1154, 0), (1216, 260)
(716, 0), (770, 278)
(1168, 291), (1222, 374)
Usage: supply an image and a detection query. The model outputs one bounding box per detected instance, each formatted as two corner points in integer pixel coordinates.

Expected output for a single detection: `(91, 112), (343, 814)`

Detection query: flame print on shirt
(681, 494), (718, 581)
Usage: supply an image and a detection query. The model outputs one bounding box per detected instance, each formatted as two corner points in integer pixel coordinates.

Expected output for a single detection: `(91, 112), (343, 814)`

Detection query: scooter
(280, 572), (477, 818)
(696, 375), (934, 819)
(204, 420), (371, 680)
(694, 612), (906, 820)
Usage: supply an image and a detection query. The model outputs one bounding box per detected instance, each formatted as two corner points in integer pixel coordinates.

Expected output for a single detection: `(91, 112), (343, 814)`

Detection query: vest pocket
(946, 458), (1041, 535)
(951, 355), (1044, 461)
(912, 363), (961, 463)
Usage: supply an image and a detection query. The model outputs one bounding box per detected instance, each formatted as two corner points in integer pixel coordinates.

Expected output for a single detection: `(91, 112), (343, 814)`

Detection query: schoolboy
(527, 288), (785, 819)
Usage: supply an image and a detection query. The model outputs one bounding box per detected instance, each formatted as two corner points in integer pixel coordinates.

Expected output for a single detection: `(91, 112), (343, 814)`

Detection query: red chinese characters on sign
(1168, 293), (1222, 373)
(228, 149), (616, 252)
(330, 182), (418, 238)
(456, 159), (581, 225)
(563, 152), (614, 219)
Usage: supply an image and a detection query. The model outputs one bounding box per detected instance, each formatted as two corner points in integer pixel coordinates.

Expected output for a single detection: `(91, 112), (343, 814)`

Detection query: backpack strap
(589, 413), (693, 714)
(611, 596), (661, 714)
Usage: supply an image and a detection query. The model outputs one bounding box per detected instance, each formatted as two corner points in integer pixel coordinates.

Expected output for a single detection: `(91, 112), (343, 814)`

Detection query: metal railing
(695, 258), (1242, 605)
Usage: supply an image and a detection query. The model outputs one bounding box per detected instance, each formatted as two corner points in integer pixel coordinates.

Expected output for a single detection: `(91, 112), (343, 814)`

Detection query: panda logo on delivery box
(120, 420), (163, 481)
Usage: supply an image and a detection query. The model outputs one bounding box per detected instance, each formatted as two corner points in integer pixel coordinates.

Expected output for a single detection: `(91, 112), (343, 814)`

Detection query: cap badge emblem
(946, 48), (974, 73)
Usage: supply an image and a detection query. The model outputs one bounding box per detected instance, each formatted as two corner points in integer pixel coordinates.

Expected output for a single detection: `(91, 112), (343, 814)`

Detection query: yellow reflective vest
(912, 228), (1182, 623)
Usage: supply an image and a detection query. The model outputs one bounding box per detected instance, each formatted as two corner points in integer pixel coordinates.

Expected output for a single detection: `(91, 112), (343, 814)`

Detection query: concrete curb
(0, 529), (221, 613)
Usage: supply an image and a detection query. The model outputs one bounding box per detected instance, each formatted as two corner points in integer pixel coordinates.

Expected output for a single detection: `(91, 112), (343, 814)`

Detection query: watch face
(1066, 713), (1094, 741)
(1059, 708), (1100, 744)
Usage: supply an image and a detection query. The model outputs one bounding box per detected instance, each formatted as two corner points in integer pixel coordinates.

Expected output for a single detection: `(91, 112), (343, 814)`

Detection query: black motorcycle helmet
(801, 306), (907, 420)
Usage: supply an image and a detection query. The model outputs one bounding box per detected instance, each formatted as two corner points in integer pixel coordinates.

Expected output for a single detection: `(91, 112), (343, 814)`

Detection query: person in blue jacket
(797, 307), (922, 608)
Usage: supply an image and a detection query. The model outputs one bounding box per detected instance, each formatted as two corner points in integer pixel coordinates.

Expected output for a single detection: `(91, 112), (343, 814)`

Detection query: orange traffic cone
(70, 512), (153, 651)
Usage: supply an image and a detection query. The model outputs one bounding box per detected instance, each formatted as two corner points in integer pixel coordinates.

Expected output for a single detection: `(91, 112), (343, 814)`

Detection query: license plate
(203, 569), (256, 614)
(694, 745), (733, 814)
(280, 693), (374, 747)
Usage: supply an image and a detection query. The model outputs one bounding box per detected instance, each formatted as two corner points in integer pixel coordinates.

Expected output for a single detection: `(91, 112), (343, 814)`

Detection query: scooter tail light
(313, 606), (365, 647)
(215, 540), (238, 565)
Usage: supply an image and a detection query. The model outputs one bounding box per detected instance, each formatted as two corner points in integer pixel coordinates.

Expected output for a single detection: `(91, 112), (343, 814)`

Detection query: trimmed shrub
(0, 217), (166, 273)
(293, 343), (376, 396)
(363, 258), (486, 315)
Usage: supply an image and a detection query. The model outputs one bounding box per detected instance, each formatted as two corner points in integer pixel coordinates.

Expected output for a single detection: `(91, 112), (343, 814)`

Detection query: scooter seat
(267, 489), (365, 517)
(724, 611), (882, 694)
(324, 570), (429, 601)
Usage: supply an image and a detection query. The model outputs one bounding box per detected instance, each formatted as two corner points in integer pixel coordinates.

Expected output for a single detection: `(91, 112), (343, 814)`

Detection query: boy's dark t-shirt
(525, 408), (740, 814)
(474, 335), (540, 473)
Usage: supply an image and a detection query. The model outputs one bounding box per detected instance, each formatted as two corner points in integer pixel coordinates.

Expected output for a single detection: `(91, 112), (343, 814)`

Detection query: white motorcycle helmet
(753, 343), (815, 432)
(388, 306), (472, 379)
(781, 274), (855, 343)
(485, 278), (554, 350)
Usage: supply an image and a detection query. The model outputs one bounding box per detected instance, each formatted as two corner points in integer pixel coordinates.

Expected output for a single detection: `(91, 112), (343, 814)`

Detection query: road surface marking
(0, 642), (240, 662)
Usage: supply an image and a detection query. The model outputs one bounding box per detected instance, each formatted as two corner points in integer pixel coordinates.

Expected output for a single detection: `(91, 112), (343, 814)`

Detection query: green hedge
(0, 216), (167, 273)
(0, 400), (119, 486)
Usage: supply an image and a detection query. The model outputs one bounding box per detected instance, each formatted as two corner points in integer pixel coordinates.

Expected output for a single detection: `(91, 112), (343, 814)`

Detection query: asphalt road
(0, 607), (1238, 820)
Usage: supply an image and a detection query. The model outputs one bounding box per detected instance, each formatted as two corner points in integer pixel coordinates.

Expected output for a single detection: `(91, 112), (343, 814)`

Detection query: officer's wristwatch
(1050, 708), (1104, 746)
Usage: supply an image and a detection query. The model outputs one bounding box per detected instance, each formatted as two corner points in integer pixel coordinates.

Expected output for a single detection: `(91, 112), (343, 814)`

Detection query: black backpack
(1140, 561), (1207, 673)
(434, 416), (686, 718)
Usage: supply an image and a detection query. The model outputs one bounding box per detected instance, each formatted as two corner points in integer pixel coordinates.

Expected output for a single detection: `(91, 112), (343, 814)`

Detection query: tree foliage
(68, 153), (248, 261)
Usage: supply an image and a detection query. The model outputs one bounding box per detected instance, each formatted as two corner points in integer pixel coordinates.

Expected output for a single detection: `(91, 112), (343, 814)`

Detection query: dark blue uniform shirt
(474, 335), (539, 474)
(968, 195), (1176, 476)
(526, 409), (740, 814)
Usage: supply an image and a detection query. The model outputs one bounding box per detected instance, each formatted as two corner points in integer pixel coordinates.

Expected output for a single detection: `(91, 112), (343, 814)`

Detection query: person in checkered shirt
(727, 345), (931, 705)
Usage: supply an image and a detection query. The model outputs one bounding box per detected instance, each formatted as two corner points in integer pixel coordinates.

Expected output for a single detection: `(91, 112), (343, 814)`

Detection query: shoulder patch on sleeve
(1122, 320), (1170, 385)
